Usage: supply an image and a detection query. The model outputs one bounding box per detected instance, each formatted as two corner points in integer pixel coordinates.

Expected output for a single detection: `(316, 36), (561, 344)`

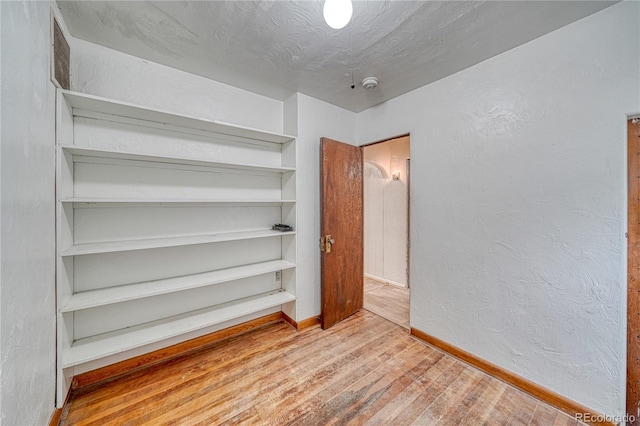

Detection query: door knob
(325, 235), (335, 253)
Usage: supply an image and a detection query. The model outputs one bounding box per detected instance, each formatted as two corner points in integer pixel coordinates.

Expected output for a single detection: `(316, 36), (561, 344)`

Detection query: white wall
(1, 2), (60, 424)
(357, 1), (639, 416)
(364, 137), (410, 287)
(71, 39), (283, 134)
(285, 93), (357, 321)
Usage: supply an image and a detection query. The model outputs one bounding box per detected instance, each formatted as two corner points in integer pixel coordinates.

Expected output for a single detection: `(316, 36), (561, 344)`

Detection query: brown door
(629, 117), (640, 423)
(320, 137), (364, 329)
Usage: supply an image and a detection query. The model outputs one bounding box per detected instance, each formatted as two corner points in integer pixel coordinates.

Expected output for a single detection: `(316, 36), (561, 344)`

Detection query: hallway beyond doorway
(364, 277), (409, 329)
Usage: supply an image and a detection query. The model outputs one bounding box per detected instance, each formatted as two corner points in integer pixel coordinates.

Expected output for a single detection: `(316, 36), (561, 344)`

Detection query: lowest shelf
(62, 290), (296, 368)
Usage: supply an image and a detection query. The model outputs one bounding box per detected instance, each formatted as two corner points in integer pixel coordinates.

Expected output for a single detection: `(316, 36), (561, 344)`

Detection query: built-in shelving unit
(55, 89), (297, 407)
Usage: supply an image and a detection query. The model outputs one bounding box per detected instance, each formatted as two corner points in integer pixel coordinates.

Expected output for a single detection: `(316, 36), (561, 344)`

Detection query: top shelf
(60, 90), (296, 145)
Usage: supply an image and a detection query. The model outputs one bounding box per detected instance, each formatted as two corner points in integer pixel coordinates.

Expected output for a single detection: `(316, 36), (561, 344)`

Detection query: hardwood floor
(59, 311), (582, 425)
(364, 277), (410, 329)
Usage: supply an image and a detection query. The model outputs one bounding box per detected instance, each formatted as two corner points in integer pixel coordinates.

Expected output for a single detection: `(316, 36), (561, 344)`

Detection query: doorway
(362, 135), (410, 329)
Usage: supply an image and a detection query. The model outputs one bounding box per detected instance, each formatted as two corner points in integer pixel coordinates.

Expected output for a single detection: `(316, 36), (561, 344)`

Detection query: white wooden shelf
(60, 145), (295, 174)
(60, 90), (295, 144)
(62, 290), (296, 368)
(60, 260), (296, 312)
(61, 230), (296, 256)
(60, 198), (295, 207)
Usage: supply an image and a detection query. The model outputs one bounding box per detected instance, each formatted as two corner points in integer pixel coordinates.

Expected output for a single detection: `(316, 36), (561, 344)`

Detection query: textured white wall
(285, 93), (356, 321)
(71, 39), (283, 134)
(364, 137), (410, 287)
(1, 2), (59, 424)
(357, 1), (639, 416)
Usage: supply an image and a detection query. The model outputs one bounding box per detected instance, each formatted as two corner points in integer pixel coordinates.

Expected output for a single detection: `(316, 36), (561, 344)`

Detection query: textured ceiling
(57, 1), (616, 112)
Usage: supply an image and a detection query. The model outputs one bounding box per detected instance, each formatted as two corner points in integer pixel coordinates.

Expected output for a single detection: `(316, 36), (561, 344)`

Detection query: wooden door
(320, 138), (364, 329)
(629, 117), (640, 423)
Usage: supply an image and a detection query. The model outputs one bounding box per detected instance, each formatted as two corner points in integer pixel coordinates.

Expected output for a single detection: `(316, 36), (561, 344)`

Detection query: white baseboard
(364, 273), (408, 289)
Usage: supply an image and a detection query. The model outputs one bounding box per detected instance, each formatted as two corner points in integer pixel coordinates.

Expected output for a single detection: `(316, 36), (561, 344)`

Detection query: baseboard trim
(410, 327), (614, 426)
(49, 387), (70, 426)
(364, 273), (407, 289)
(49, 403), (66, 426)
(282, 312), (297, 329)
(72, 312), (283, 390)
(283, 312), (320, 330)
(297, 316), (321, 330)
(49, 408), (63, 426)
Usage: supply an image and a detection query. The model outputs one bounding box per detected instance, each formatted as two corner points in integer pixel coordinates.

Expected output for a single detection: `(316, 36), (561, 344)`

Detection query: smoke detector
(362, 76), (379, 90)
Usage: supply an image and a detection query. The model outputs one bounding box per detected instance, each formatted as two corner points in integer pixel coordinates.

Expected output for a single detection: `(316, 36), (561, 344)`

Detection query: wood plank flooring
(364, 278), (410, 329)
(59, 311), (583, 425)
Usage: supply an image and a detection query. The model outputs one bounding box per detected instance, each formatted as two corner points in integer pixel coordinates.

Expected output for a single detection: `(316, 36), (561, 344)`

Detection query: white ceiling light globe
(323, 0), (353, 30)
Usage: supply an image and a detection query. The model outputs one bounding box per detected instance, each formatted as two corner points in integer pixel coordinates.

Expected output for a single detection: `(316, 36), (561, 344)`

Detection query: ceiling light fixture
(323, 0), (353, 30)
(362, 76), (379, 90)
